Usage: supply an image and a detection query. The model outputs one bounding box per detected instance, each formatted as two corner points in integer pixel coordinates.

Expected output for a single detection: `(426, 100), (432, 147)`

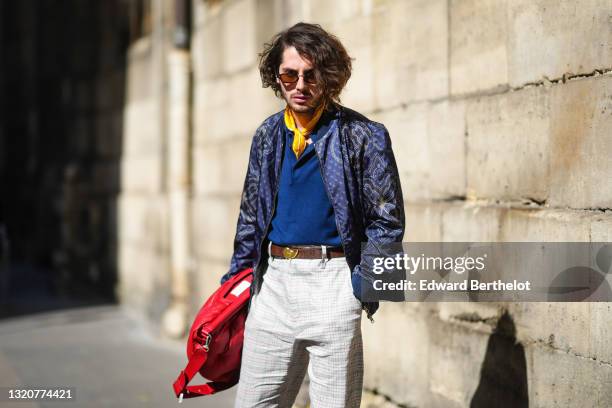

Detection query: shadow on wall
(471, 312), (529, 408)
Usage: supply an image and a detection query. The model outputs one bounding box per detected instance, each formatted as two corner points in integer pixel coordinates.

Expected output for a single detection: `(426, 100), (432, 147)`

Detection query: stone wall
(188, 0), (612, 407)
(117, 0), (175, 321)
(113, 0), (612, 406)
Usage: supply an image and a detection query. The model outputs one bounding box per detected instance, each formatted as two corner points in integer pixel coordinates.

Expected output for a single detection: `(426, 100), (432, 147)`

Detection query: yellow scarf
(284, 104), (325, 159)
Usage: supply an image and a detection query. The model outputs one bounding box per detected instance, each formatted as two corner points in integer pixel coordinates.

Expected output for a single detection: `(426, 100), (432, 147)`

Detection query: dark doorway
(0, 0), (132, 318)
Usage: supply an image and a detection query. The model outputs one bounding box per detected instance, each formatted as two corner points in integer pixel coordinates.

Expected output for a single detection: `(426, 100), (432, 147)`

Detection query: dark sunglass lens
(304, 74), (317, 84)
(279, 73), (298, 83)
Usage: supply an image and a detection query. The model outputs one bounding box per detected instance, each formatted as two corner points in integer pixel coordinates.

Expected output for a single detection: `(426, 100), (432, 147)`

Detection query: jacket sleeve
(220, 130), (262, 284)
(351, 124), (406, 303)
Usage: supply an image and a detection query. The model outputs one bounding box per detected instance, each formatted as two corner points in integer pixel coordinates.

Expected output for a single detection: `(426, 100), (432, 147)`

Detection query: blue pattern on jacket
(220, 106), (405, 318)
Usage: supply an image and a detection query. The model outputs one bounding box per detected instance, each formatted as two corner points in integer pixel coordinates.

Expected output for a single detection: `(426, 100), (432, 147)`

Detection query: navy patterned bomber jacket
(220, 105), (405, 319)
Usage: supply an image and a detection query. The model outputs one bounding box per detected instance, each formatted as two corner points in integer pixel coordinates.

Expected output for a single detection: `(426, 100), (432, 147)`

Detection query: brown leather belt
(270, 243), (345, 260)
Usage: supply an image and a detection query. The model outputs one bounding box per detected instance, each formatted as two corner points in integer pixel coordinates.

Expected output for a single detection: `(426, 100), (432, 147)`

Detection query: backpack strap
(172, 344), (238, 399)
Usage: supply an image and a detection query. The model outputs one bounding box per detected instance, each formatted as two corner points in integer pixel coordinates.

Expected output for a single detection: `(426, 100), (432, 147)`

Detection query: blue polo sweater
(267, 109), (342, 246)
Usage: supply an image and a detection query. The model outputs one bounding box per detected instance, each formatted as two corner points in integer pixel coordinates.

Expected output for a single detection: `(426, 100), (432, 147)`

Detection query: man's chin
(288, 101), (319, 113)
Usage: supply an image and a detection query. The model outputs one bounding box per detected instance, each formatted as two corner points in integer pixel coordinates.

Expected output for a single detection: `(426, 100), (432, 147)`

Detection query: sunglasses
(277, 72), (317, 85)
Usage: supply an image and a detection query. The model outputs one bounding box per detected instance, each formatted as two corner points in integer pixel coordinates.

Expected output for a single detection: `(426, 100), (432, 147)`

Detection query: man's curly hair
(259, 22), (352, 106)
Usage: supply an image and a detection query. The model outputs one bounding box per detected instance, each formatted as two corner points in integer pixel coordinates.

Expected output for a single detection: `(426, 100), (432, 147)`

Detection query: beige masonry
(117, 0), (612, 407)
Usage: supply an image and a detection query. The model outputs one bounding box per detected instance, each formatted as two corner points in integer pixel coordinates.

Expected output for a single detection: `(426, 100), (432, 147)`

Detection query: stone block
(193, 138), (252, 196)
(118, 245), (153, 309)
(527, 343), (612, 407)
(442, 203), (502, 242)
(126, 42), (154, 102)
(548, 76), (612, 209)
(308, 0), (367, 25)
(123, 99), (161, 157)
(193, 13), (224, 81)
(195, 104), (234, 143)
(373, 103), (430, 202)
(374, 99), (465, 201)
(404, 202), (446, 242)
(510, 303), (590, 351)
(450, 0), (508, 95)
(255, 0), (282, 47)
(193, 146), (220, 195)
(222, 0), (256, 73)
(120, 155), (162, 195)
(362, 302), (430, 407)
(277, 0), (308, 26)
(194, 69), (281, 144)
(590, 303), (612, 365)
(499, 208), (592, 241)
(437, 302), (502, 329)
(195, 78), (230, 113)
(508, 0), (612, 87)
(372, 0), (448, 108)
(118, 194), (169, 252)
(428, 100), (466, 198)
(508, 302), (612, 366)
(191, 195), (241, 261)
(590, 213), (612, 242)
(192, 0), (206, 30)
(227, 68), (284, 137)
(167, 52), (191, 104)
(193, 80), (233, 144)
(118, 243), (170, 313)
(466, 86), (550, 201)
(335, 15), (376, 113)
(427, 316), (490, 407)
(360, 392), (397, 408)
(193, 258), (231, 307)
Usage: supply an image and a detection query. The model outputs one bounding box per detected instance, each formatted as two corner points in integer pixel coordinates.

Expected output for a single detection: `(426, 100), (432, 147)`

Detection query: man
(220, 22), (405, 408)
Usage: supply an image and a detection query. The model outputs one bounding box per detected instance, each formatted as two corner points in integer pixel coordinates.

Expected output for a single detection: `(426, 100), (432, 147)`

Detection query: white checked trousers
(234, 251), (363, 408)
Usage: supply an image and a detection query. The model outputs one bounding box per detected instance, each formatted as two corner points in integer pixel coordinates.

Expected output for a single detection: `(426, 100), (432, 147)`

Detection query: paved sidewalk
(0, 305), (236, 408)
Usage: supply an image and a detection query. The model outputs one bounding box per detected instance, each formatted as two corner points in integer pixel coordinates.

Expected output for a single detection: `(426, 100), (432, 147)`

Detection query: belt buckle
(282, 247), (299, 259)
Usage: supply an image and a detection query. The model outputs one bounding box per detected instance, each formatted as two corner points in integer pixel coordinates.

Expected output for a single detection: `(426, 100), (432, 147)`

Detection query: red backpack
(172, 268), (253, 401)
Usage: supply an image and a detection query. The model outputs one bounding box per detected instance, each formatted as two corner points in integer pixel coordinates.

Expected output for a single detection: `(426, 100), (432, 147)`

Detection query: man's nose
(296, 75), (306, 91)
